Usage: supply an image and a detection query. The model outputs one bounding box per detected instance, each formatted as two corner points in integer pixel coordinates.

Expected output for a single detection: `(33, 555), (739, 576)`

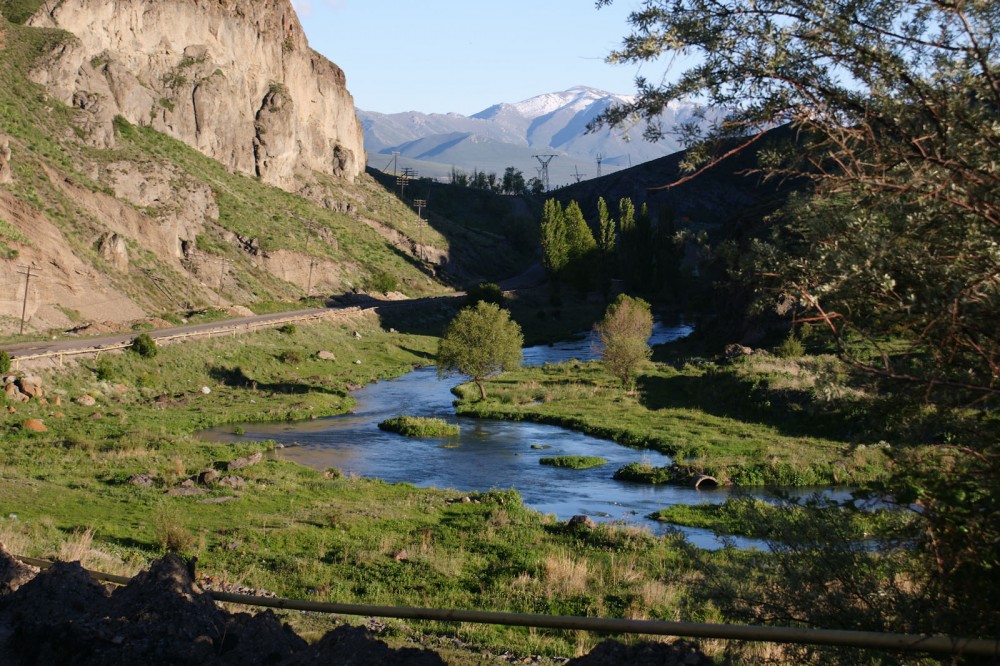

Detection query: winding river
(205, 321), (846, 549)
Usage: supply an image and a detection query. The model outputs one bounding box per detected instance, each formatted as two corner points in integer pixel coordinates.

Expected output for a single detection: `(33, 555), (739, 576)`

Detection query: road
(1, 293), (465, 361)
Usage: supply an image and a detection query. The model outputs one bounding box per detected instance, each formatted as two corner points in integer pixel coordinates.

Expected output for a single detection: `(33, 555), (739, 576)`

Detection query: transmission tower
(596, 153), (603, 178)
(572, 165), (586, 183)
(533, 154), (557, 191)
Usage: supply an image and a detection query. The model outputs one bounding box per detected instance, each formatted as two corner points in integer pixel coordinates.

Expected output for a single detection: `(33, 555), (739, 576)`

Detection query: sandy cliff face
(27, 0), (365, 189)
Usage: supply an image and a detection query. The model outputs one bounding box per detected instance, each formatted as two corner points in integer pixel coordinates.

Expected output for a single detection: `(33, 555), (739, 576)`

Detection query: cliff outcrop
(26, 0), (365, 189)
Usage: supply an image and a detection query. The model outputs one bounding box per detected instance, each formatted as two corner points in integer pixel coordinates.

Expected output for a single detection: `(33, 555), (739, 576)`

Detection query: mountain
(2, 1), (535, 336)
(26, 0), (366, 189)
(358, 86), (714, 188)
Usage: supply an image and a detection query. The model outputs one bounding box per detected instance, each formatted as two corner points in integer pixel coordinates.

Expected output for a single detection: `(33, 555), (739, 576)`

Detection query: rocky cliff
(26, 0), (365, 189)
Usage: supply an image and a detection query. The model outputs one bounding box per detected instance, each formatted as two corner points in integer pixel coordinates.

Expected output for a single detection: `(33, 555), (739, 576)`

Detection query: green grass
(650, 497), (913, 541)
(453, 355), (892, 486)
(378, 416), (460, 438)
(538, 456), (607, 469)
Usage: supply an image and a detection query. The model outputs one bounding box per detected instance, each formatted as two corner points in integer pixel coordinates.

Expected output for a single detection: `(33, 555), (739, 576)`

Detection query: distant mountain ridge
(358, 86), (713, 187)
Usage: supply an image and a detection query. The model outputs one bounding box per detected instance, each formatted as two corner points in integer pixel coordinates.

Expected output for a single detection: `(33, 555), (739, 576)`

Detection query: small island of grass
(539, 455), (608, 469)
(378, 416), (459, 438)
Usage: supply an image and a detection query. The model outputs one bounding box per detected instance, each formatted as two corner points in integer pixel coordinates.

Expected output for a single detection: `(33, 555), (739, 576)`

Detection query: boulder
(317, 350), (337, 361)
(568, 515), (597, 530)
(227, 451), (263, 471)
(22, 419), (47, 433)
(17, 376), (44, 399)
(76, 394), (97, 406)
(218, 475), (247, 489)
(198, 469), (220, 485)
(128, 473), (155, 487)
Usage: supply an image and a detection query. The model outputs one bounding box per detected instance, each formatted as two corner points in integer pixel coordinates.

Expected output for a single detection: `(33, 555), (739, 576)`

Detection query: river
(204, 321), (846, 549)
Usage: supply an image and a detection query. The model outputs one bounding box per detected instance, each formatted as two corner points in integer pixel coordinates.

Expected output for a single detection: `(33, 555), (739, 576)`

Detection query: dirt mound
(0, 550), (713, 665)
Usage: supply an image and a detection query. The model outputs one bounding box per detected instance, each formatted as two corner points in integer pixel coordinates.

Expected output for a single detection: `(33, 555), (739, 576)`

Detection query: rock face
(27, 0), (365, 190)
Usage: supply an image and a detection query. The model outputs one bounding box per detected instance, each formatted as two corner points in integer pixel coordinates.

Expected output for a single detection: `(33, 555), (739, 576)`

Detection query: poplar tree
(539, 199), (568, 279)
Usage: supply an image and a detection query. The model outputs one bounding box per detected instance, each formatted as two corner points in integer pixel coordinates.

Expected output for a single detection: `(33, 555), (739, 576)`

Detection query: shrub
(129, 333), (158, 358)
(0, 350), (9, 374)
(777, 333), (805, 358)
(278, 349), (303, 364)
(378, 416), (459, 438)
(465, 282), (505, 308)
(366, 271), (398, 294)
(152, 506), (194, 553)
(277, 323), (296, 335)
(539, 456), (608, 470)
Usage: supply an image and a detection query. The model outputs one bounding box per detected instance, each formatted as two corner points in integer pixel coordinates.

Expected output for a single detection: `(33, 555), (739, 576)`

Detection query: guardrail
(14, 556), (999, 658)
(8, 307), (364, 371)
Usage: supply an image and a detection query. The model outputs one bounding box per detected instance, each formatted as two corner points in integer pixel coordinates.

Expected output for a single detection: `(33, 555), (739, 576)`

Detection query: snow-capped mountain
(357, 87), (713, 187)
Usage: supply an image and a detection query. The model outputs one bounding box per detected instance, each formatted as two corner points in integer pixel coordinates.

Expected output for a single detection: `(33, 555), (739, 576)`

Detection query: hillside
(0, 2), (529, 338)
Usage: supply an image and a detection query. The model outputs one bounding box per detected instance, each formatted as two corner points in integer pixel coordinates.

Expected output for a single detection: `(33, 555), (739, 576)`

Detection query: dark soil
(0, 547), (713, 665)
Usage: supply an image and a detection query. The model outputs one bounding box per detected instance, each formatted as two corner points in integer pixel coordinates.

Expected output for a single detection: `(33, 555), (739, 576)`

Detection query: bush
(277, 323), (296, 335)
(378, 416), (459, 438)
(465, 282), (505, 308)
(366, 271), (398, 294)
(278, 349), (303, 364)
(130, 333), (158, 358)
(152, 505), (194, 553)
(776, 333), (805, 358)
(0, 350), (10, 374)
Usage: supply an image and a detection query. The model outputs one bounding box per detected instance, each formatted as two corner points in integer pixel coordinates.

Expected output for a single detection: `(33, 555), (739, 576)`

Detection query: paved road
(1, 293), (465, 360)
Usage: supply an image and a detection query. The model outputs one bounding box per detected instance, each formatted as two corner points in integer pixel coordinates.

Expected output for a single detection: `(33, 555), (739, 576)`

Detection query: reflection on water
(202, 321), (849, 550)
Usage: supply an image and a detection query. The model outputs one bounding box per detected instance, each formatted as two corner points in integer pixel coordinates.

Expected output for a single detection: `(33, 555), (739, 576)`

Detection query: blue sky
(292, 0), (658, 115)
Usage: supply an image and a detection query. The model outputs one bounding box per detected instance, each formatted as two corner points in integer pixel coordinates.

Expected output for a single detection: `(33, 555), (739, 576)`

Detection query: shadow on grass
(207, 366), (344, 396)
(636, 371), (858, 441)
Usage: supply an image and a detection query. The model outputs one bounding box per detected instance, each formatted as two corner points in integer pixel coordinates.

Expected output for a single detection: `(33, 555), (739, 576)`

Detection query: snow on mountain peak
(504, 86), (635, 119)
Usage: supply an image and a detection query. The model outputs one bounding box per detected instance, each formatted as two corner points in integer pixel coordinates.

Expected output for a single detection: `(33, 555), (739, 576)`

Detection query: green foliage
(152, 504), (195, 554)
(378, 416), (459, 438)
(613, 461), (678, 484)
(464, 282), (504, 308)
(278, 349), (303, 365)
(437, 302), (524, 400)
(595, 294), (653, 390)
(0, 0), (45, 23)
(539, 456), (607, 470)
(129, 333), (158, 358)
(277, 323), (296, 335)
(0, 349), (9, 374)
(561, 201), (598, 292)
(366, 270), (398, 295)
(539, 198), (568, 278)
(776, 333), (805, 359)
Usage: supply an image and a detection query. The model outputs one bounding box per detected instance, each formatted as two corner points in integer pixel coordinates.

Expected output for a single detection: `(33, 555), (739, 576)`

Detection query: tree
(501, 167), (526, 195)
(539, 198), (569, 279)
(437, 302), (523, 400)
(593, 0), (1000, 406)
(562, 200), (598, 292)
(595, 294), (653, 390)
(594, 0), (1000, 641)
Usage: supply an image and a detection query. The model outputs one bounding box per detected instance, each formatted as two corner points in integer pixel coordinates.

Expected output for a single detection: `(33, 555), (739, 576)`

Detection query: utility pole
(533, 155), (557, 192)
(212, 257), (231, 306)
(413, 198), (427, 262)
(16, 265), (40, 335)
(397, 167), (416, 199)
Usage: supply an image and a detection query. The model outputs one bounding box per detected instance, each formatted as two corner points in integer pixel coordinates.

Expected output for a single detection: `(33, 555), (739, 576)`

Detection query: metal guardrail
(8, 307), (363, 371)
(14, 556), (1000, 658)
